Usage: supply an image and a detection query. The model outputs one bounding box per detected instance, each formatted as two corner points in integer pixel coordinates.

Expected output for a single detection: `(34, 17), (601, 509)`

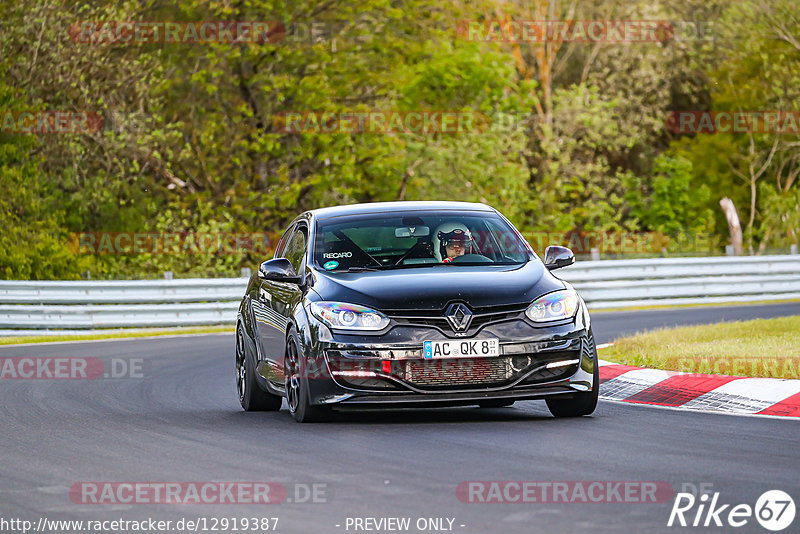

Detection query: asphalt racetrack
(1, 303), (798, 533)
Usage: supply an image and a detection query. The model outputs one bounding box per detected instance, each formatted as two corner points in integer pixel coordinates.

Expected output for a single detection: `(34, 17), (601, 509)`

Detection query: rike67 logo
(668, 488), (795, 531)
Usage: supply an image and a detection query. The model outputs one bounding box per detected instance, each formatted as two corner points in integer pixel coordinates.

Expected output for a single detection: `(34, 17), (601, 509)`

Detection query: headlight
(308, 301), (390, 331)
(525, 290), (579, 323)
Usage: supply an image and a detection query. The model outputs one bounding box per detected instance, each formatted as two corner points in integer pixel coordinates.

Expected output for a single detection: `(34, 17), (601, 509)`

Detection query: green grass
(602, 315), (800, 379)
(0, 325), (234, 345)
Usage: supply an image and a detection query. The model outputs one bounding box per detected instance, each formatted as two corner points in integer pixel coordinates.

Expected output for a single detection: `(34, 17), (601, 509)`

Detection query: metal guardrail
(0, 278), (245, 304)
(0, 279), (246, 331)
(0, 255), (798, 333)
(558, 255), (800, 308)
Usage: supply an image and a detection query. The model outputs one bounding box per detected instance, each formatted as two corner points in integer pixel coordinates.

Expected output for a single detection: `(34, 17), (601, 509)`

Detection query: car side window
(273, 225), (294, 259)
(283, 227), (307, 273)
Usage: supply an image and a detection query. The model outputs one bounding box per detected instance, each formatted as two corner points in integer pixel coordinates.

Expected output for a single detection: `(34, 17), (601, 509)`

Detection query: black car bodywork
(235, 201), (598, 422)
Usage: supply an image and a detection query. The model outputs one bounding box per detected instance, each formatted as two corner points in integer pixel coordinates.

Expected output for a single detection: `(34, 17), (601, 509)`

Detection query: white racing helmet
(433, 222), (474, 262)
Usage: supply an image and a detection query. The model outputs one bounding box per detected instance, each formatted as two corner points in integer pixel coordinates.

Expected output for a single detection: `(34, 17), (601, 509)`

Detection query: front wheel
(236, 323), (282, 412)
(546, 333), (599, 418)
(285, 330), (329, 423)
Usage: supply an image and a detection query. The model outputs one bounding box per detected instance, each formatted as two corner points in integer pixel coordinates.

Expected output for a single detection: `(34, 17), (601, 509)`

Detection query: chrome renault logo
(445, 303), (473, 332)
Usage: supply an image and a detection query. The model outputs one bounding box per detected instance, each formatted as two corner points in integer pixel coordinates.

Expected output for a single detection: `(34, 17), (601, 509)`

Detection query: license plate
(423, 338), (500, 359)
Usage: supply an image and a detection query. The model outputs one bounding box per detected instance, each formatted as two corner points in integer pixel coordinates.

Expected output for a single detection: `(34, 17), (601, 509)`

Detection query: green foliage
(671, 0), (800, 251)
(398, 43), (532, 224)
(625, 155), (713, 236)
(526, 84), (636, 233)
(759, 183), (800, 249)
(0, 79), (90, 279)
(1, 0), (798, 280)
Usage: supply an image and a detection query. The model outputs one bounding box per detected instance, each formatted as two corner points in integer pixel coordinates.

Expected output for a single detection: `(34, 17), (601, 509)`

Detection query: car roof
(307, 201), (495, 220)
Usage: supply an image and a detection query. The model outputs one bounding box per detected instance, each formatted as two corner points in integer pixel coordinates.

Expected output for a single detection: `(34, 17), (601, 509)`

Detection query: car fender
(560, 280), (591, 333)
(289, 297), (314, 355)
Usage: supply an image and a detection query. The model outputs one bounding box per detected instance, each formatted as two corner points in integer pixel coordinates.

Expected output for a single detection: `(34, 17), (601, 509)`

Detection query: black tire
(546, 333), (599, 418)
(285, 329), (329, 423)
(478, 399), (515, 408)
(236, 323), (282, 412)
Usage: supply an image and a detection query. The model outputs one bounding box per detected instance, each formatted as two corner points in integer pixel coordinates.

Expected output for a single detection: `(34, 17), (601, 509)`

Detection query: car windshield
(314, 211), (530, 271)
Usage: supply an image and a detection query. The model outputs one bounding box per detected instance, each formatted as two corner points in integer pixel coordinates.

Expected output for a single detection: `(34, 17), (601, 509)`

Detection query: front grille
(386, 302), (529, 334)
(403, 357), (514, 387)
(401, 351), (579, 390)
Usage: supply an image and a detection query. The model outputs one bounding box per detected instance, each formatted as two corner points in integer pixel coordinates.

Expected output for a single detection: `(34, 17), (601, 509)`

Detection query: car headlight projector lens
(525, 290), (579, 323)
(309, 301), (390, 331)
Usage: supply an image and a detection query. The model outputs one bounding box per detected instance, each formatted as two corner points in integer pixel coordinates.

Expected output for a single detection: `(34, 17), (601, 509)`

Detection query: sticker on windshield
(323, 260), (339, 270)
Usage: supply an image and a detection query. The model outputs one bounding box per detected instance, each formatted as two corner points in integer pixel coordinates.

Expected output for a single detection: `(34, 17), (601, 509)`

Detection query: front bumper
(302, 317), (596, 408)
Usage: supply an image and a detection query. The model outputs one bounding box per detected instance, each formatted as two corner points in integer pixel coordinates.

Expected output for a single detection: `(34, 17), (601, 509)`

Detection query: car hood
(310, 260), (565, 311)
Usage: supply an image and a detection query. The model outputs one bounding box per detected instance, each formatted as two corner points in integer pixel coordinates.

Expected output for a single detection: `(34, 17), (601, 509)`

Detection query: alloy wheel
(235, 326), (246, 402)
(286, 340), (300, 413)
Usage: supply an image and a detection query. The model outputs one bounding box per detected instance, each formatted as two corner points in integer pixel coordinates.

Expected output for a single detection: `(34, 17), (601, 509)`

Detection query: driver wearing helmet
(438, 227), (473, 263)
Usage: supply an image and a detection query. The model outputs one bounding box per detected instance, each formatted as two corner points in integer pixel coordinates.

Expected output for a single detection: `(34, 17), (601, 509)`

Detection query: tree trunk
(719, 197), (744, 256)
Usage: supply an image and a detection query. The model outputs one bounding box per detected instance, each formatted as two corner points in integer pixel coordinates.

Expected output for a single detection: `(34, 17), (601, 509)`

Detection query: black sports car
(235, 201), (598, 422)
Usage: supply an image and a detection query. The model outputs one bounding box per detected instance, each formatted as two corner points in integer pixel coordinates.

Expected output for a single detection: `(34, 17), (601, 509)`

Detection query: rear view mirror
(395, 226), (430, 238)
(258, 258), (302, 283)
(544, 246), (575, 270)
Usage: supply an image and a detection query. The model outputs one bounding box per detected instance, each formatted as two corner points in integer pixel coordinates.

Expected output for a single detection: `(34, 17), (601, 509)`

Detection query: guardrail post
(792, 244), (799, 255)
(590, 248), (600, 261)
(241, 267), (252, 278)
(725, 245), (735, 256)
(164, 271), (173, 280)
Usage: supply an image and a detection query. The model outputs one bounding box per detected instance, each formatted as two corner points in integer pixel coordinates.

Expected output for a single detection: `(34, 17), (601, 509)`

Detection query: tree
(673, 0), (800, 253)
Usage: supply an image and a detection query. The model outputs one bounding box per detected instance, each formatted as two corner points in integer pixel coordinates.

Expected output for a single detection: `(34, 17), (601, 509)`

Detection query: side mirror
(544, 246), (575, 270)
(258, 258), (302, 283)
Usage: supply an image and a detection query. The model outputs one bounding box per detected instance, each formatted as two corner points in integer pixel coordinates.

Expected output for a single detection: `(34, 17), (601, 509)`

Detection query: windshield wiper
(337, 266), (382, 272)
(380, 261), (527, 269)
(379, 263), (443, 270)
